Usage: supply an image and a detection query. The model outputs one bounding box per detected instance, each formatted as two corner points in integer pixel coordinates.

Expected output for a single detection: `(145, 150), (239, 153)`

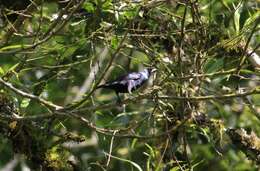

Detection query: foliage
(0, 0), (259, 170)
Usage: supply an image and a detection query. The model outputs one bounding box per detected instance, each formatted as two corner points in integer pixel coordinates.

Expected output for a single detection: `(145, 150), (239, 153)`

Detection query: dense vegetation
(0, 0), (259, 170)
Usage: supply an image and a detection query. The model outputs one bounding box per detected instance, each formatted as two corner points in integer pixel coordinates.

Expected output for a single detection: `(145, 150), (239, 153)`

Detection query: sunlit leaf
(20, 98), (31, 108)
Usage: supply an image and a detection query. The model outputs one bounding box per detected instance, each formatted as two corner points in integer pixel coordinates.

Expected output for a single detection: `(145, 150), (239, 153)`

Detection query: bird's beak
(151, 68), (157, 73)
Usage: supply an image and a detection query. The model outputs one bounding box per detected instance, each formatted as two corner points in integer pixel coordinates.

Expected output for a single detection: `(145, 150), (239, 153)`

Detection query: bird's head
(143, 68), (157, 77)
(147, 68), (157, 75)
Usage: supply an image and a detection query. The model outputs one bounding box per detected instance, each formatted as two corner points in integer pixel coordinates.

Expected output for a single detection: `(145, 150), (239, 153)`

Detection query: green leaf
(111, 36), (119, 49)
(83, 2), (95, 13)
(20, 98), (31, 108)
(204, 58), (224, 73)
(0, 67), (4, 76)
(170, 166), (180, 171)
(102, 0), (113, 10)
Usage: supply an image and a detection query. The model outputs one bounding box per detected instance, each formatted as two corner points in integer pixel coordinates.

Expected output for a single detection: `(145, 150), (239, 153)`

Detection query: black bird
(97, 68), (156, 102)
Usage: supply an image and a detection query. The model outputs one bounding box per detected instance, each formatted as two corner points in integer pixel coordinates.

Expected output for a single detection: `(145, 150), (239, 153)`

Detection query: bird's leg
(122, 103), (126, 113)
(115, 92), (122, 104)
(116, 92), (125, 112)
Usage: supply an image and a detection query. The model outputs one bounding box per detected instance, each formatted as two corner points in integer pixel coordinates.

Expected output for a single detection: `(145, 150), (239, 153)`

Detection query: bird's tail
(96, 84), (108, 89)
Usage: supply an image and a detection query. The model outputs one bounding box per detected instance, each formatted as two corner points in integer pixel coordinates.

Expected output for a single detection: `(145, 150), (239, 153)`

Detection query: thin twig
(106, 131), (118, 167)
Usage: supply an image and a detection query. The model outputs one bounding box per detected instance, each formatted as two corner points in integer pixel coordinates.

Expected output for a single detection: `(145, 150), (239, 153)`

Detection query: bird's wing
(98, 72), (141, 88)
(110, 72), (142, 82)
(124, 72), (142, 80)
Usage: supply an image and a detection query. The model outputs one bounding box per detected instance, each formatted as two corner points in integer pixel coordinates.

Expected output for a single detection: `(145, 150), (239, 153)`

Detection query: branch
(75, 87), (259, 113)
(173, 69), (237, 80)
(157, 87), (260, 101)
(62, 111), (189, 139)
(0, 78), (63, 110)
(0, 107), (188, 139)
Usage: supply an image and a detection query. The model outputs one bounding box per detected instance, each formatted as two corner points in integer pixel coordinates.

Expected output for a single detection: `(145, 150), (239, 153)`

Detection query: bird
(96, 68), (157, 102)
